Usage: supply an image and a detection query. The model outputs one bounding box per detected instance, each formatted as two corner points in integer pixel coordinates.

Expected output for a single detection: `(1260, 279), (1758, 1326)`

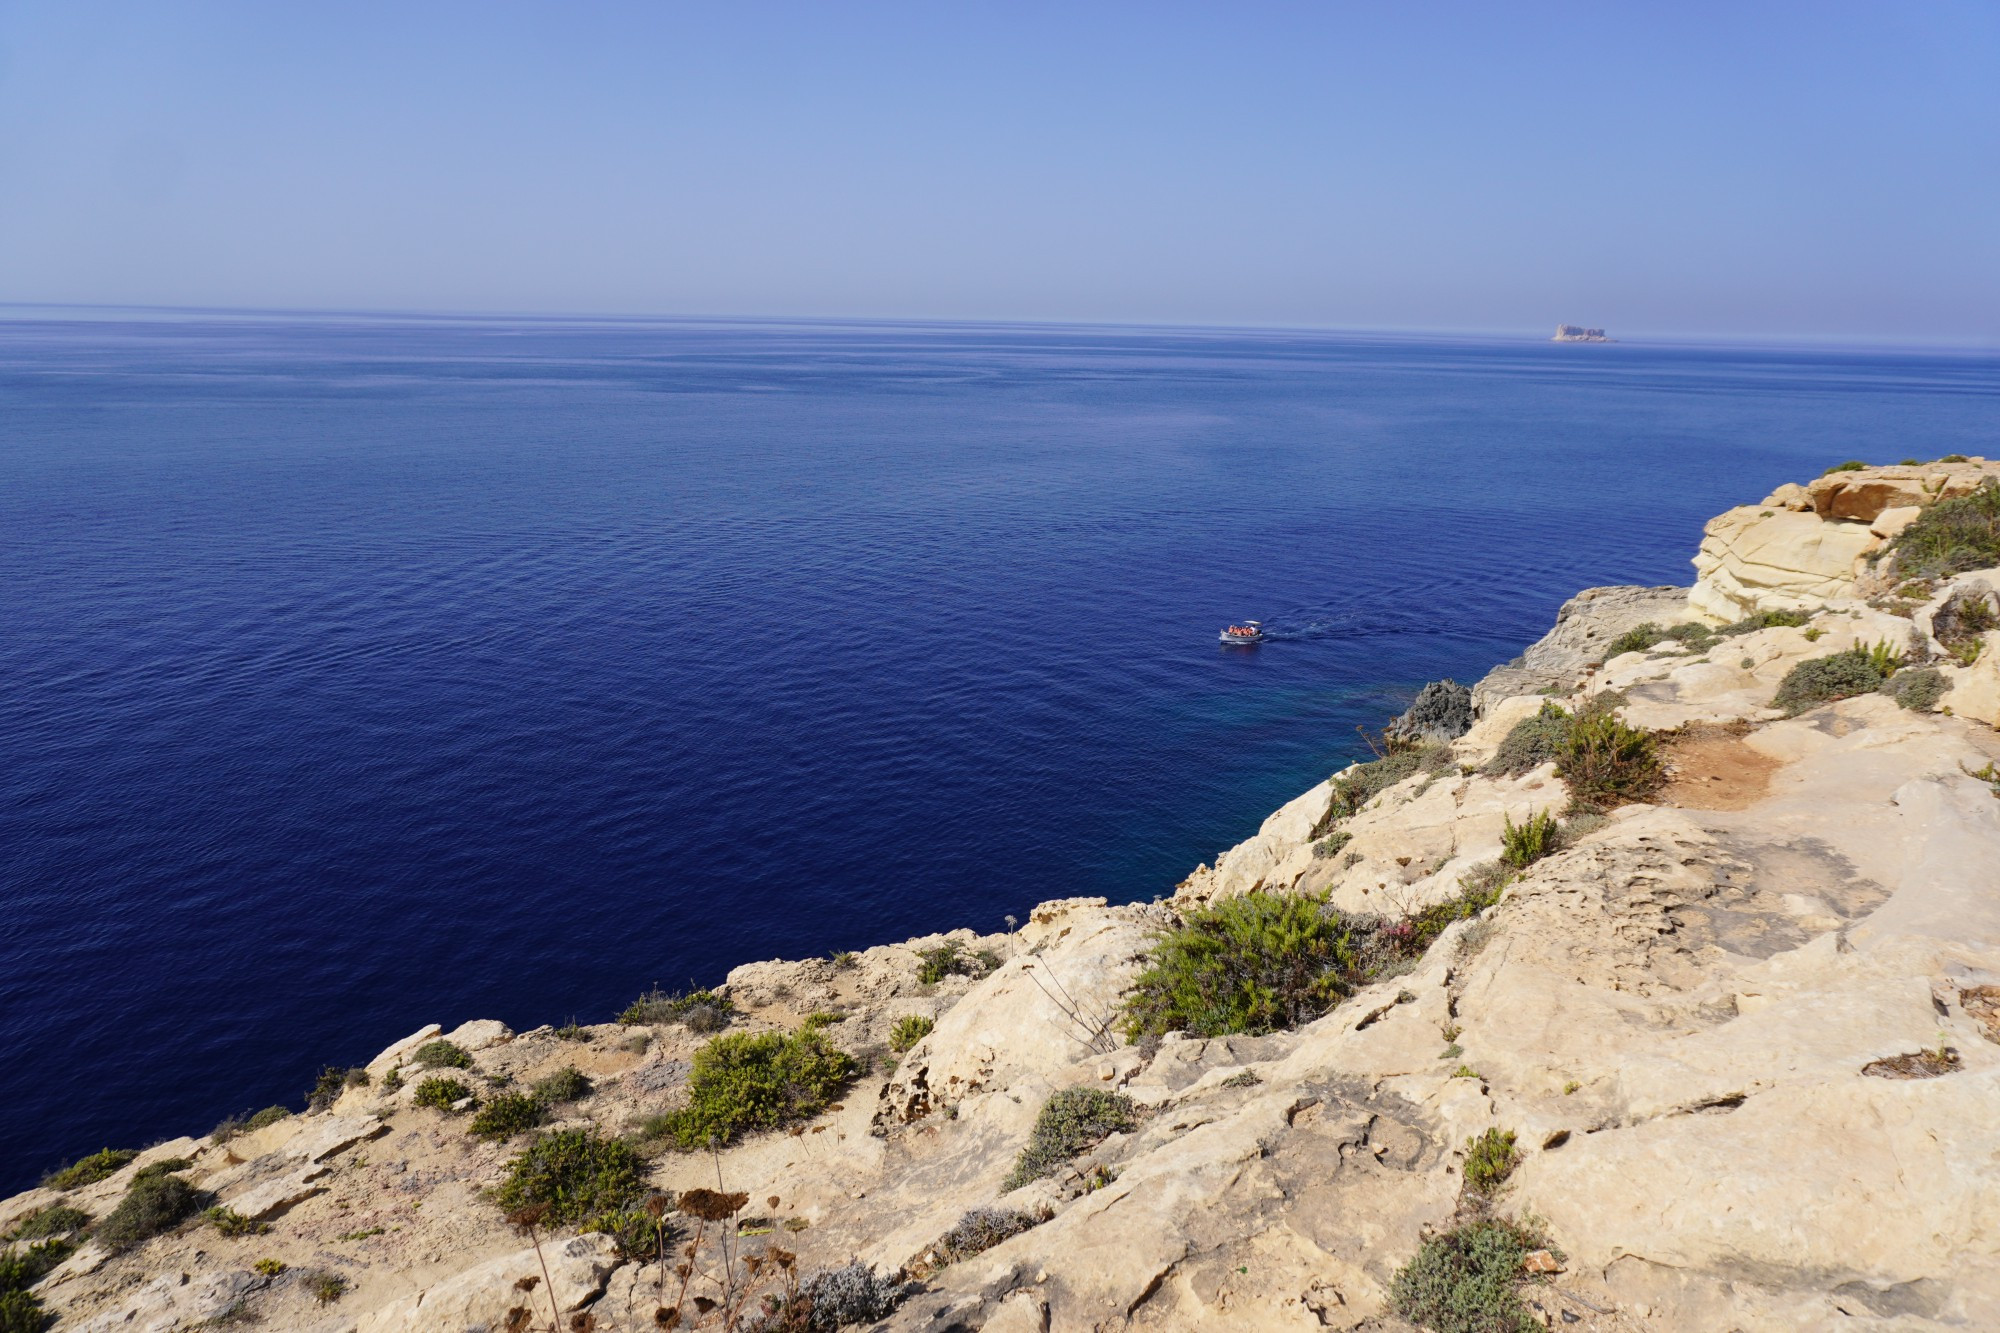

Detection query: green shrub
(1773, 647), (1890, 715)
(1555, 713), (1663, 807)
(1484, 703), (1572, 777)
(915, 941), (1001, 986)
(1390, 1218), (1551, 1333)
(530, 1067), (592, 1105)
(413, 1040), (473, 1069)
(3, 1207), (89, 1243)
(0, 1240), (72, 1293)
(1888, 479), (2000, 579)
(1883, 667), (1948, 712)
(1498, 811), (1559, 870)
(1720, 608), (1810, 635)
(1312, 829), (1352, 860)
(652, 1027), (857, 1150)
(212, 1106), (292, 1145)
(1935, 590), (1997, 665)
(1822, 459), (1869, 475)
(469, 1093), (547, 1142)
(619, 987), (737, 1032)
(1002, 1089), (1138, 1191)
(307, 1066), (368, 1112)
(587, 1205), (678, 1261)
(412, 1075), (473, 1111)
(132, 1158), (192, 1183)
(0, 1290), (49, 1333)
(1940, 454), (1971, 464)
(1326, 745), (1453, 824)
(493, 1129), (645, 1227)
(1607, 622), (1665, 656)
(1122, 891), (1358, 1039)
(42, 1148), (136, 1191)
(1461, 1128), (1519, 1197)
(1400, 869), (1508, 956)
(93, 1173), (210, 1253)
(380, 1069), (403, 1093)
(252, 1258), (286, 1277)
(203, 1207), (271, 1238)
(889, 1015), (935, 1053)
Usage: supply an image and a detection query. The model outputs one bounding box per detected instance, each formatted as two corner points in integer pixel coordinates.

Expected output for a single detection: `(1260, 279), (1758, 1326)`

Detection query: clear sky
(2, 2), (1996, 339)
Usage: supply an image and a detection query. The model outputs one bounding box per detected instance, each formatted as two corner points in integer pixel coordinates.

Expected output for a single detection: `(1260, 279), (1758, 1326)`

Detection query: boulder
(1384, 679), (1473, 746)
(1808, 459), (2000, 522)
(364, 1023), (442, 1076)
(440, 1018), (512, 1051)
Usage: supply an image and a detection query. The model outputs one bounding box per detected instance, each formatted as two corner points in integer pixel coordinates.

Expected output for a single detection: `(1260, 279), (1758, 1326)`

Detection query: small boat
(1219, 620), (1265, 645)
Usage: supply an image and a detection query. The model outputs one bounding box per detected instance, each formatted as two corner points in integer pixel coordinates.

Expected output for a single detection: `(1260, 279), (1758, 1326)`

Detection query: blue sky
(2, 2), (1995, 338)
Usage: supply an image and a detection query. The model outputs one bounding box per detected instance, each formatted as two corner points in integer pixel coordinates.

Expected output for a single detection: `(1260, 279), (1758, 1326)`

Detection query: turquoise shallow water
(1, 313), (1994, 1189)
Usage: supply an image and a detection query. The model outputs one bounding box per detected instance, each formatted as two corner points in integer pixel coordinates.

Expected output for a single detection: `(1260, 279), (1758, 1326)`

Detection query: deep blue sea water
(2, 313), (1995, 1190)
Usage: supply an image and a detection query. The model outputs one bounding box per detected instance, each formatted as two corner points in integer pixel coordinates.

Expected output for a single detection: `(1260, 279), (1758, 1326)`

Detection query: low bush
(1720, 608), (1810, 635)
(468, 1093), (547, 1142)
(1484, 702), (1572, 777)
(413, 1039), (473, 1069)
(1326, 745), (1453, 824)
(1122, 891), (1358, 1039)
(529, 1066), (592, 1104)
(42, 1148), (136, 1191)
(1498, 811), (1559, 870)
(1003, 1088), (1139, 1191)
(1554, 713), (1663, 808)
(210, 1105), (290, 1145)
(307, 1066), (368, 1113)
(932, 1207), (1039, 1264)
(203, 1206), (271, 1238)
(1390, 1218), (1554, 1333)
(3, 1207), (89, 1243)
(754, 1261), (909, 1332)
(412, 1075), (473, 1111)
(1384, 680), (1474, 746)
(619, 987), (738, 1033)
(586, 1201), (678, 1261)
(493, 1128), (645, 1228)
(652, 1025), (857, 1150)
(301, 1269), (349, 1304)
(0, 1289), (47, 1333)
(915, 941), (1001, 986)
(1461, 1128), (1519, 1197)
(1773, 647), (1891, 715)
(1312, 829), (1352, 860)
(1888, 478), (2000, 580)
(0, 1241), (72, 1293)
(1399, 870), (1508, 956)
(93, 1172), (210, 1253)
(1822, 459), (1868, 475)
(888, 1015), (934, 1053)
(1607, 622), (1664, 656)
(252, 1258), (286, 1277)
(1935, 590), (1997, 666)
(1883, 667), (1948, 712)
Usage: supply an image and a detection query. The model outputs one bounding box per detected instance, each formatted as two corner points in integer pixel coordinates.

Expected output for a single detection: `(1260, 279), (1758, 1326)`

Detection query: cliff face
(9, 467), (2000, 1333)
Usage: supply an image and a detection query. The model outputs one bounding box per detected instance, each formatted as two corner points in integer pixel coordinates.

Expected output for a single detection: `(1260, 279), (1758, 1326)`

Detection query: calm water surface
(2, 314), (1994, 1188)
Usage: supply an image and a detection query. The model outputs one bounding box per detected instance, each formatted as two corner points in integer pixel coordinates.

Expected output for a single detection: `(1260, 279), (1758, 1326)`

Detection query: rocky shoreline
(6, 460), (2000, 1332)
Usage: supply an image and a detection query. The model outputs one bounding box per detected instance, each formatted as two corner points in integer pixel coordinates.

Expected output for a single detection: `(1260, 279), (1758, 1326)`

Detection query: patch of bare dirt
(1660, 725), (1782, 810)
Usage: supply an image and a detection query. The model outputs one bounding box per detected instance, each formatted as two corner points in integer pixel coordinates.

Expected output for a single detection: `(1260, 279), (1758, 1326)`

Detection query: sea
(3, 311), (1995, 1190)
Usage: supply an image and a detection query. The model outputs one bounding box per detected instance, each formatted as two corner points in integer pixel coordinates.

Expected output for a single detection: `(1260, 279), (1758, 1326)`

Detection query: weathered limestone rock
(354, 1233), (621, 1332)
(1176, 778), (1331, 902)
(1807, 458), (2000, 521)
(1944, 631), (2000, 728)
(440, 1018), (512, 1051)
(1472, 585), (1691, 706)
(364, 1022), (442, 1076)
(225, 1164), (333, 1220)
(75, 1269), (268, 1333)
(1689, 505), (1879, 619)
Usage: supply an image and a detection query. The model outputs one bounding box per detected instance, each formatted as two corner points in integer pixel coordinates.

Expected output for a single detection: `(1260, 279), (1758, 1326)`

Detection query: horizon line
(1, 299), (1994, 354)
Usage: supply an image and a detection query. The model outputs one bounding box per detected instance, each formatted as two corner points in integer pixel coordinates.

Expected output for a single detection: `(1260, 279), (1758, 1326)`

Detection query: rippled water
(2, 313), (1994, 1188)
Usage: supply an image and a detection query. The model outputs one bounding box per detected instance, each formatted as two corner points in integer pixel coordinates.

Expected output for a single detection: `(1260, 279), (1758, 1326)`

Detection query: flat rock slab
(76, 1268), (267, 1333)
(354, 1233), (621, 1332)
(286, 1113), (390, 1164)
(227, 1164), (333, 1220)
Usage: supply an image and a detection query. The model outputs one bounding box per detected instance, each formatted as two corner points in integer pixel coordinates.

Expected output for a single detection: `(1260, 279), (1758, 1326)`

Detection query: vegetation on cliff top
(1003, 1088), (1139, 1191)
(648, 1021), (856, 1151)
(1888, 477), (2000, 580)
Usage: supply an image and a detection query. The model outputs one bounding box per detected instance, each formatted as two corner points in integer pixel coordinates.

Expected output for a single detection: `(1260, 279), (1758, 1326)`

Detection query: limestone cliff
(8, 466), (2000, 1333)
